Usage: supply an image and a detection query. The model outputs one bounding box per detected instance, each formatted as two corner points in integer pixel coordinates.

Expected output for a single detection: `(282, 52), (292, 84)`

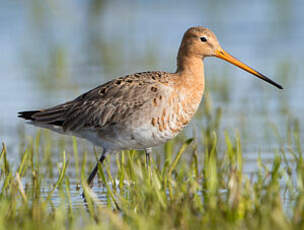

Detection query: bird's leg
(145, 148), (152, 169)
(82, 151), (107, 200)
(87, 151), (107, 187)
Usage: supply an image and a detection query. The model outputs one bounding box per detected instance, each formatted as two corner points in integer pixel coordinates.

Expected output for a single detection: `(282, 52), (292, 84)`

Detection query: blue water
(0, 0), (303, 204)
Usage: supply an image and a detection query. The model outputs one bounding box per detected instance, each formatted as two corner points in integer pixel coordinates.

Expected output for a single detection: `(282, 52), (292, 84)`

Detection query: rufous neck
(176, 54), (204, 77)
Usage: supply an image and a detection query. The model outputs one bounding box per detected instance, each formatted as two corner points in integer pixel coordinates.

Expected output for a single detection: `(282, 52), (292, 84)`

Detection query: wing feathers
(18, 71), (171, 133)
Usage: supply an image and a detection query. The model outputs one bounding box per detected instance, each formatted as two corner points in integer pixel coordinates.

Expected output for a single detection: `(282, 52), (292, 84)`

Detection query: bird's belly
(114, 124), (178, 150)
(77, 122), (179, 151)
(130, 124), (178, 149)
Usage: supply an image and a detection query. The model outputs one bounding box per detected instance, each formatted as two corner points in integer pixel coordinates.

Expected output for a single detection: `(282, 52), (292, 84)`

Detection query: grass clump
(0, 122), (303, 230)
(0, 97), (303, 229)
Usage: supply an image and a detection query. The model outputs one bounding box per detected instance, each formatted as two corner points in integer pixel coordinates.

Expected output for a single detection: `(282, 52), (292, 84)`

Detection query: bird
(18, 26), (283, 186)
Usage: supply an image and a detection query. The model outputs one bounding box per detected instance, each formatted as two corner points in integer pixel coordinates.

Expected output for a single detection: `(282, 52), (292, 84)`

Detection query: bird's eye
(200, 36), (207, 42)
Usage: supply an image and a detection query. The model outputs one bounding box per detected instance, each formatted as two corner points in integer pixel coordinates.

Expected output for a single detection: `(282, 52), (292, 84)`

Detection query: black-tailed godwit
(19, 26), (283, 186)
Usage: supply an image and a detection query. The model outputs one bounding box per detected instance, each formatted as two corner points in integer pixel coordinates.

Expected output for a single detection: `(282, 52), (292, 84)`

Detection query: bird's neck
(175, 54), (205, 89)
(172, 54), (205, 126)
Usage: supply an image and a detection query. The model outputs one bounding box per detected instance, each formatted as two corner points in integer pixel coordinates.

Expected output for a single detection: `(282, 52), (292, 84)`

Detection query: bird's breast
(147, 86), (204, 144)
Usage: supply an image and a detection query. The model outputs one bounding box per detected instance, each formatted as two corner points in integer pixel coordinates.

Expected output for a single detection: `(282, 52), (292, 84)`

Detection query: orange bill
(216, 49), (283, 89)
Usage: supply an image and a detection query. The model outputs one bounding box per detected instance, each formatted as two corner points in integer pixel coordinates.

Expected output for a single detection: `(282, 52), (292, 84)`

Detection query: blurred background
(0, 0), (303, 169)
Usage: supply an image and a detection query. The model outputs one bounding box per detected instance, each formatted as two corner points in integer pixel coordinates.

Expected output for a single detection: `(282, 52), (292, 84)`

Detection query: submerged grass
(0, 119), (304, 230)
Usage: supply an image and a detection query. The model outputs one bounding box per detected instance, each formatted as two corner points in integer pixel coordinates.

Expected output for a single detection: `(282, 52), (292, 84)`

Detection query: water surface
(0, 0), (303, 206)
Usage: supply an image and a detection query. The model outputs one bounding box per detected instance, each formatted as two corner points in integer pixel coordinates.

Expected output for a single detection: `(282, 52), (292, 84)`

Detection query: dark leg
(82, 151), (107, 200)
(87, 152), (107, 187)
(145, 148), (152, 169)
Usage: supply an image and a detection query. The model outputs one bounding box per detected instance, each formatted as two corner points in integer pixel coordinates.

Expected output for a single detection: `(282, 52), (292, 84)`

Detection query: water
(0, 0), (303, 206)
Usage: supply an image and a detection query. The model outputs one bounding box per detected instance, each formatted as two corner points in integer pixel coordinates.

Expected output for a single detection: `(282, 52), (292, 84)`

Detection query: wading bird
(19, 26), (283, 186)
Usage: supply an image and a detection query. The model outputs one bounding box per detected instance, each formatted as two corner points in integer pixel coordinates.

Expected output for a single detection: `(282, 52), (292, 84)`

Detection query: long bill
(215, 49), (283, 89)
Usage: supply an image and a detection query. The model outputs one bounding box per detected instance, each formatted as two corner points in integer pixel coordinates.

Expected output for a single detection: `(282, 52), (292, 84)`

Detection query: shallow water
(0, 0), (303, 206)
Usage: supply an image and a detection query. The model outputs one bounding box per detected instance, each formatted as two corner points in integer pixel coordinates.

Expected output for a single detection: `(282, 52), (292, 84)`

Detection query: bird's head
(178, 26), (283, 89)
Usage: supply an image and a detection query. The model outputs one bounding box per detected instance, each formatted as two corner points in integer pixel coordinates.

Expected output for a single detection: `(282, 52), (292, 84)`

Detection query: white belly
(77, 122), (178, 151)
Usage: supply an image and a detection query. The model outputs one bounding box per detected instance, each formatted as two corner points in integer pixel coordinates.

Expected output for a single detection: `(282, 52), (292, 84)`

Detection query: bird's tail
(18, 106), (66, 127)
(18, 110), (40, 120)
